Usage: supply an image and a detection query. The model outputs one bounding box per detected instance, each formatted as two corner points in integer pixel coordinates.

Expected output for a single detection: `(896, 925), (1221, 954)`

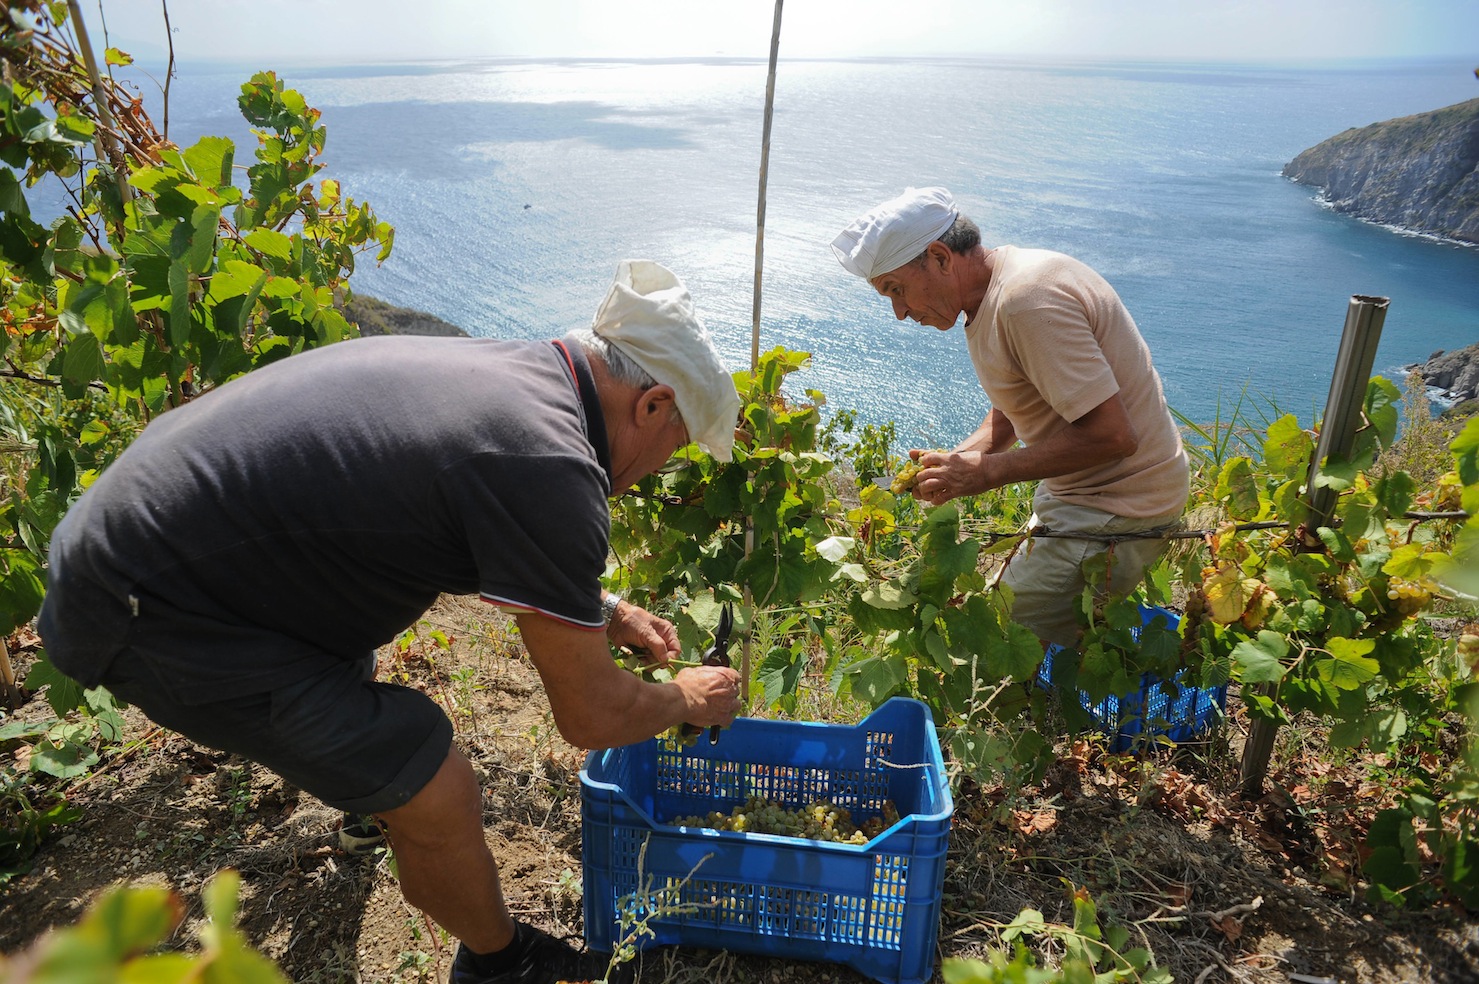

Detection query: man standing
(832, 187), (1188, 646)
(38, 260), (743, 984)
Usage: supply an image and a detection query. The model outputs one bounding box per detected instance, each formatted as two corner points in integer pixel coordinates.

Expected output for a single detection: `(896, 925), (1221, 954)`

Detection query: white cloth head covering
(830, 186), (959, 280)
(592, 259), (742, 462)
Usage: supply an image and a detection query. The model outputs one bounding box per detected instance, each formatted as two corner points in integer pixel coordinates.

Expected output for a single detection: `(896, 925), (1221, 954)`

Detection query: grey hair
(568, 328), (686, 427)
(568, 328), (659, 389)
(911, 213), (981, 265)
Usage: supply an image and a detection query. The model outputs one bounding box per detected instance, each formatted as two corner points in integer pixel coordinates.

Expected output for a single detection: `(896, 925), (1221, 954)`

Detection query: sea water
(75, 57), (1479, 445)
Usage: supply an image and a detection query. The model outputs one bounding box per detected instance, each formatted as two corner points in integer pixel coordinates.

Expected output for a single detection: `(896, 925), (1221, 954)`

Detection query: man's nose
(890, 297), (908, 320)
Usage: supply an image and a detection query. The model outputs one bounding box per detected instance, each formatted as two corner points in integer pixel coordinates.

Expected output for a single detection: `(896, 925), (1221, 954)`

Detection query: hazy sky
(92, 0), (1479, 65)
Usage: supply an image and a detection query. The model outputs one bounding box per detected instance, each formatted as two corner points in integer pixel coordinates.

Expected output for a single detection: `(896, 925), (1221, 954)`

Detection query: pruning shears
(681, 602), (734, 746)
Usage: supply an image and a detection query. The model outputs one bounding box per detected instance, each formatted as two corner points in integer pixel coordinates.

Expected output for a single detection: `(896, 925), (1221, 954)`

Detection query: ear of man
(925, 240), (955, 274)
(635, 384), (678, 428)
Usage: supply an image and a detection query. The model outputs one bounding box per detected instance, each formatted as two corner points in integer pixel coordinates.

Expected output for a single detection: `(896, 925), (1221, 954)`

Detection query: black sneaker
(448, 923), (625, 984)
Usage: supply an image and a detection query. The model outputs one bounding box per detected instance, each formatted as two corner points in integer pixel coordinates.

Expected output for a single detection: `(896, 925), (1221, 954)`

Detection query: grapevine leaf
(0, 719), (46, 742)
(1316, 525), (1357, 563)
(245, 227), (294, 263)
(814, 536), (855, 563)
(121, 953), (196, 980)
(23, 655), (84, 716)
(1364, 809), (1420, 896)
(1242, 688), (1288, 722)
(1272, 477), (1304, 526)
(860, 580), (915, 610)
(1364, 377), (1402, 450)
(948, 730), (1014, 782)
(1442, 837), (1479, 909)
(756, 647), (804, 706)
(846, 654), (907, 705)
(1453, 416), (1479, 486)
(1439, 522), (1479, 598)
(1079, 642), (1137, 704)
(980, 532), (1026, 556)
(104, 46), (134, 67)
(187, 203), (220, 274)
(1203, 565), (1261, 624)
(1366, 707), (1408, 748)
(84, 687), (126, 742)
(1382, 543), (1433, 580)
(1313, 455), (1359, 491)
(942, 594), (997, 659)
(0, 168), (30, 216)
(1231, 631), (1287, 684)
(1374, 471), (1416, 519)
(202, 869), (241, 931)
(1215, 457), (1261, 520)
(60, 332), (104, 386)
(1317, 637), (1379, 690)
(924, 628), (956, 672)
(994, 621), (1047, 683)
(168, 258), (192, 346)
(183, 135), (235, 189)
(0, 548), (47, 636)
(1266, 554), (1317, 601)
(1262, 414), (1313, 476)
(1000, 908), (1046, 941)
(1330, 717), (1366, 748)
(30, 737), (98, 778)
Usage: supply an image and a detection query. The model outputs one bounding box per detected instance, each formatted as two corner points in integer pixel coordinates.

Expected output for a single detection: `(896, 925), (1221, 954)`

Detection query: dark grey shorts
(102, 648), (453, 815)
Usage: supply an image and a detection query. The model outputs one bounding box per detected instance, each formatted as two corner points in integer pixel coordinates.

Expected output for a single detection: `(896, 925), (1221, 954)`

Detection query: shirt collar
(553, 335), (612, 486)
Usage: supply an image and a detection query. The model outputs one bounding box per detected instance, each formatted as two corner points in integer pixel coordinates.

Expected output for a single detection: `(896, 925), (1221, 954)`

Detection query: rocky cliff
(1283, 97), (1479, 244)
(1405, 341), (1479, 405)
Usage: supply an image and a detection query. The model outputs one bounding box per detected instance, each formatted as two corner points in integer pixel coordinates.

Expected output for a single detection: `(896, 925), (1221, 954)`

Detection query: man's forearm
(957, 408), (1017, 455)
(978, 396), (1138, 490)
(914, 395), (1140, 504)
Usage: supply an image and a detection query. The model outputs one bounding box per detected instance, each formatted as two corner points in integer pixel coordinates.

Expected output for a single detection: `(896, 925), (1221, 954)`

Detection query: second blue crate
(1038, 605), (1226, 752)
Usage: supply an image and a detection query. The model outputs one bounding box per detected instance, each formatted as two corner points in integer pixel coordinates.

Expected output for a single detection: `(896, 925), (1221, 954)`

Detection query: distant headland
(341, 294), (468, 338)
(1283, 96), (1479, 245)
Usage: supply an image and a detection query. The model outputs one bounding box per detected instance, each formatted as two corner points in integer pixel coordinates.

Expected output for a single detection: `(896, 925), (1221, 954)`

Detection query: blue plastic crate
(580, 697), (952, 984)
(1038, 605), (1226, 752)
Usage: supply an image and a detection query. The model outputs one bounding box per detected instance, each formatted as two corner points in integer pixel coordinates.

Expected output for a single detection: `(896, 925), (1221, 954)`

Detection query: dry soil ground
(3, 594), (1478, 983)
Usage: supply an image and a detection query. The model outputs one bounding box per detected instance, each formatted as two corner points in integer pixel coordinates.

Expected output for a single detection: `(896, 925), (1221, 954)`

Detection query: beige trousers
(997, 484), (1184, 647)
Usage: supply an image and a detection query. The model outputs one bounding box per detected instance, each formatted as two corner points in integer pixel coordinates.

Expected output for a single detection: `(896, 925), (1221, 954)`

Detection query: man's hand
(516, 610), (738, 749)
(910, 447), (991, 505)
(605, 598), (680, 665)
(910, 395), (1139, 506)
(672, 664), (742, 728)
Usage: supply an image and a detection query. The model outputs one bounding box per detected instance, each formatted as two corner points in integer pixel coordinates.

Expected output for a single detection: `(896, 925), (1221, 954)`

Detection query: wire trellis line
(618, 489), (1468, 546)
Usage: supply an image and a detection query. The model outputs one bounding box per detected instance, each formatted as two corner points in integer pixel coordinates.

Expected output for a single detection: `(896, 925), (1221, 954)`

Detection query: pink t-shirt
(964, 246), (1188, 518)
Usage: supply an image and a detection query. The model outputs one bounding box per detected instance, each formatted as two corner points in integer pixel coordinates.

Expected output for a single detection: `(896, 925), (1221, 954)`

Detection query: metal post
(1238, 295), (1388, 797)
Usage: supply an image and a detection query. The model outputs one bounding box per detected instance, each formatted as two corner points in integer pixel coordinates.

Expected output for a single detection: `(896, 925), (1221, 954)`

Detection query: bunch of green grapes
(889, 461), (922, 494)
(1385, 575), (1440, 617)
(674, 794), (900, 844)
(661, 723), (700, 748)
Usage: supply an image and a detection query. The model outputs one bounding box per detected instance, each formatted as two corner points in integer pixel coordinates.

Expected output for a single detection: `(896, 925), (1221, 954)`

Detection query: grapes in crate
(673, 794), (899, 844)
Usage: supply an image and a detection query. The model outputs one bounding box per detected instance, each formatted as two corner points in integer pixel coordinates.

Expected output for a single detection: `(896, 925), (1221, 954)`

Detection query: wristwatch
(600, 593), (622, 624)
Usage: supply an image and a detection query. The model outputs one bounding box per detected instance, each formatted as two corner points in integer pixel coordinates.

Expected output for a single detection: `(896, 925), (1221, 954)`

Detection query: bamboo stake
(751, 0), (782, 376)
(1238, 295), (1388, 798)
(0, 637), (20, 710)
(66, 0), (133, 209)
(741, 0), (784, 703)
